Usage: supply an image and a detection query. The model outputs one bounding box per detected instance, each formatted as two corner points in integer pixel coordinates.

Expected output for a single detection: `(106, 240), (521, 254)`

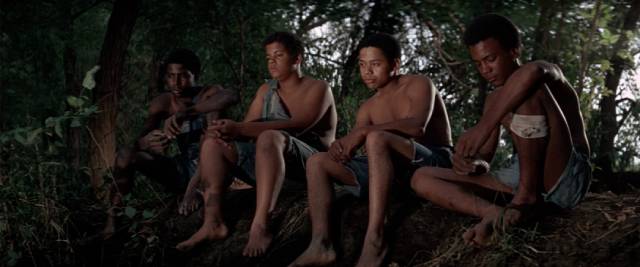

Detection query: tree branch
(616, 99), (637, 133)
(72, 0), (108, 20)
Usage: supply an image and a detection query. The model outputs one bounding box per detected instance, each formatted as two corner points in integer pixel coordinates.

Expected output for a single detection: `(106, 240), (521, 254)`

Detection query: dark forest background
(1, 0), (639, 266)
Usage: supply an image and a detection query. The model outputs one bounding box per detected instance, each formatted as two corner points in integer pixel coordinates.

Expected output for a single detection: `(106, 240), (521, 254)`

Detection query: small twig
(587, 225), (620, 244)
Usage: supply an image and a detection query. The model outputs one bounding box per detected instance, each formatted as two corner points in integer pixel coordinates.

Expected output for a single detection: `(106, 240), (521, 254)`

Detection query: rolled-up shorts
(491, 148), (592, 209)
(340, 141), (453, 197)
(231, 131), (320, 186)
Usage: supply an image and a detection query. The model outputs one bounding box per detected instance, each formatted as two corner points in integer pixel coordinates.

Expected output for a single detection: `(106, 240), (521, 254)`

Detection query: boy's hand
(328, 139), (345, 162)
(140, 130), (169, 155)
(452, 153), (475, 175)
(469, 159), (490, 176)
(455, 124), (492, 158)
(207, 119), (239, 140)
(164, 111), (186, 139)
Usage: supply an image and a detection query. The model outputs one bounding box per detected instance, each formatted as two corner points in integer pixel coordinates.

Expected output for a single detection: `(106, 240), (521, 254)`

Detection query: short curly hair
(263, 31), (304, 58)
(160, 48), (201, 80)
(463, 14), (521, 50)
(357, 32), (401, 64)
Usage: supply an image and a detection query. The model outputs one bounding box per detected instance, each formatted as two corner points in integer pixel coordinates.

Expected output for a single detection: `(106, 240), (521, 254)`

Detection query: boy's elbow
(220, 90), (239, 107)
(411, 127), (426, 137)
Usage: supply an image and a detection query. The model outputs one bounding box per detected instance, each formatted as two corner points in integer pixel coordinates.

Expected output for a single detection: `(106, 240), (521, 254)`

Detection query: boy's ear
(393, 58), (400, 74)
(294, 54), (303, 65)
(509, 46), (521, 60)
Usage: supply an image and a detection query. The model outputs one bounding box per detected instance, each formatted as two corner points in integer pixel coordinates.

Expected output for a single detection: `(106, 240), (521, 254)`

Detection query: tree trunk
(59, 1), (83, 172)
(64, 43), (82, 171)
(89, 0), (141, 196)
(595, 0), (640, 177)
(531, 0), (557, 60)
(148, 50), (163, 101)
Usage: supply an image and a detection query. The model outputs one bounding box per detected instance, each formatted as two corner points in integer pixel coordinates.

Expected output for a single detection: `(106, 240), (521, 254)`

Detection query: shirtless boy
(410, 14), (591, 246)
(103, 48), (238, 238)
(176, 32), (337, 256)
(290, 33), (452, 267)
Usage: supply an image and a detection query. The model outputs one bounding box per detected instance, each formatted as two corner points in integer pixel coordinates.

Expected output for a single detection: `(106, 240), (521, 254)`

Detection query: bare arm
(242, 84), (270, 123)
(478, 61), (562, 132)
(135, 95), (170, 150)
(457, 61), (564, 157)
(164, 86), (239, 138)
(329, 101), (371, 162)
(182, 85), (238, 117)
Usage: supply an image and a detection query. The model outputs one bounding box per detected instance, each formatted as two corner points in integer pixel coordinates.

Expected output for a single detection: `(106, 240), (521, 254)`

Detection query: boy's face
(358, 47), (399, 90)
(165, 63), (195, 96)
(265, 42), (300, 80)
(468, 37), (519, 88)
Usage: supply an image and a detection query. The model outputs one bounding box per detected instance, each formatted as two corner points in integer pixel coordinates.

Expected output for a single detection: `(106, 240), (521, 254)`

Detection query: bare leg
(356, 131), (415, 267)
(176, 137), (236, 251)
(411, 88), (574, 246)
(289, 153), (357, 267)
(411, 167), (505, 246)
(243, 130), (288, 257)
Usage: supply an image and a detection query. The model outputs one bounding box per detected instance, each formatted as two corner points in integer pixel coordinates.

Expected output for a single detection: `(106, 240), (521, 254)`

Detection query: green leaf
(142, 209), (154, 219)
(82, 65), (101, 90)
(124, 206), (137, 218)
(14, 133), (27, 145)
(599, 59), (611, 72)
(54, 120), (63, 138)
(27, 128), (43, 144)
(7, 249), (21, 267)
(45, 117), (55, 127)
(67, 96), (85, 108)
(617, 50), (632, 61)
(70, 117), (82, 128)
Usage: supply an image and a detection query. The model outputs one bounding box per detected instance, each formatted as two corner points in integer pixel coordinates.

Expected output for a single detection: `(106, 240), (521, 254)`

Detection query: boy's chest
(368, 94), (411, 124)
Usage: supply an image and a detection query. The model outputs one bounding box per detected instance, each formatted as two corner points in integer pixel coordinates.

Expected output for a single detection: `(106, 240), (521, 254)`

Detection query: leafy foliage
(1, 0), (639, 265)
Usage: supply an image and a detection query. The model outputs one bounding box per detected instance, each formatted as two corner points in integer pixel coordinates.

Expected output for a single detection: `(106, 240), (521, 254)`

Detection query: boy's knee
(256, 130), (287, 151)
(410, 168), (436, 192)
(365, 130), (390, 151)
(307, 152), (330, 170)
(201, 135), (218, 147)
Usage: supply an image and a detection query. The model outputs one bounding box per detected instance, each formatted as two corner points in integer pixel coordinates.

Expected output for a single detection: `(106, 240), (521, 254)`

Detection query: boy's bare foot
(176, 222), (229, 251)
(462, 212), (496, 247)
(178, 188), (202, 216)
(289, 239), (336, 267)
(462, 203), (532, 246)
(242, 224), (272, 257)
(355, 234), (387, 267)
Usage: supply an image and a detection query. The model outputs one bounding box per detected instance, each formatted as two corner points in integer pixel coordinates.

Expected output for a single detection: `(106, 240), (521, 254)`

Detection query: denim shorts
(340, 141), (453, 197)
(231, 131), (320, 185)
(491, 148), (592, 209)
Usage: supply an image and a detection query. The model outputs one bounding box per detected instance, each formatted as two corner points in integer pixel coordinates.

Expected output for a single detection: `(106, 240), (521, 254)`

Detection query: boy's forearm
(184, 88), (238, 117)
(478, 64), (546, 130)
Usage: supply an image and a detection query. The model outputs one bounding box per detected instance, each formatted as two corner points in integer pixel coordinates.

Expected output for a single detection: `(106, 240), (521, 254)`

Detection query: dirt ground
(64, 183), (640, 267)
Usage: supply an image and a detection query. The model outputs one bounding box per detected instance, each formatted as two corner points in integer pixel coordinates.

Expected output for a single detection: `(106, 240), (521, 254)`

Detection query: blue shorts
(491, 148), (592, 209)
(231, 131), (320, 186)
(340, 141), (453, 197)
